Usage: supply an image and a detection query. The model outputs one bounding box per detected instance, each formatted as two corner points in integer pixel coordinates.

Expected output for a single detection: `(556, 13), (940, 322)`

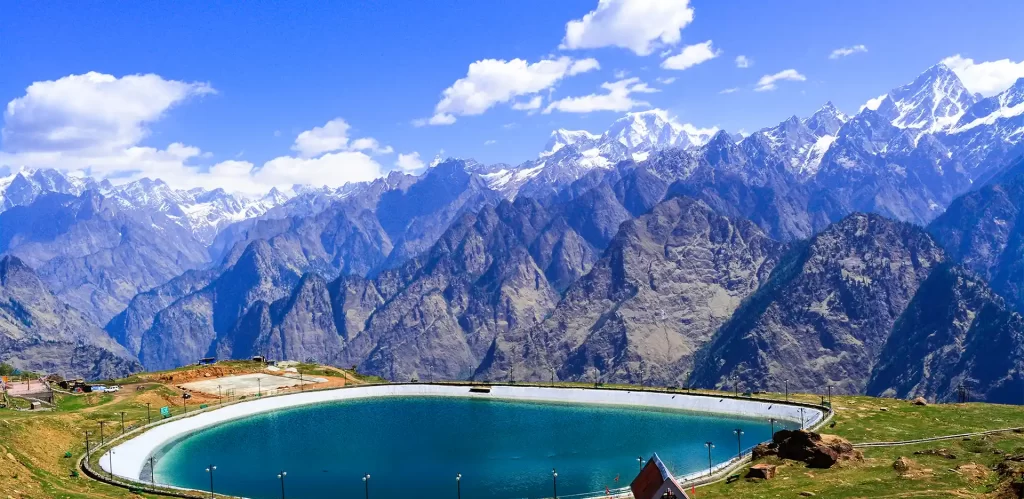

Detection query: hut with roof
(630, 453), (690, 499)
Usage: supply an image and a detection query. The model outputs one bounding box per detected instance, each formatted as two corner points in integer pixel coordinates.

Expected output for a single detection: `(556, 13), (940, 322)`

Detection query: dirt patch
(954, 463), (990, 482)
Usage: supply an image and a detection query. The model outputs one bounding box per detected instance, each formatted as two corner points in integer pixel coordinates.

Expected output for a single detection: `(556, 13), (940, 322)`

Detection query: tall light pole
(119, 411), (126, 435)
(205, 464), (216, 498)
(769, 417), (777, 436)
(733, 429), (744, 460)
(704, 442), (714, 477)
(146, 402), (152, 425)
(509, 346), (517, 384)
(800, 408), (806, 429)
(827, 385), (832, 405)
(637, 455), (643, 473)
(108, 450), (115, 480)
(150, 456), (155, 484)
(258, 378), (262, 397)
(98, 421), (107, 447)
(84, 431), (92, 458)
(552, 468), (558, 499)
(363, 473), (370, 499)
(218, 385), (223, 403)
(277, 471), (287, 499)
(456, 473), (461, 499)
(785, 379), (789, 402)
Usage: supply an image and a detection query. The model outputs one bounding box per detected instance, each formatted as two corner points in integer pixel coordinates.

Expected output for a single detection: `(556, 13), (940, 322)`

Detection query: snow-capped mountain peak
(875, 63), (977, 138)
(805, 101), (849, 136)
(540, 128), (601, 157)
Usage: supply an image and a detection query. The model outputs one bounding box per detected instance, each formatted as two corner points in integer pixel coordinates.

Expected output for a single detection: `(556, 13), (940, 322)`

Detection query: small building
(630, 453), (690, 499)
(198, 357), (216, 366)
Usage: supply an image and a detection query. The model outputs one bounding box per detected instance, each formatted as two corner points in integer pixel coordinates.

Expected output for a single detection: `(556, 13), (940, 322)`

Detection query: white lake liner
(101, 384), (824, 483)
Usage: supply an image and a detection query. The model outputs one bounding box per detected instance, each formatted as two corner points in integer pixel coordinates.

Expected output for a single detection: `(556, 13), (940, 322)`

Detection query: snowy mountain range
(2, 62), (1023, 245)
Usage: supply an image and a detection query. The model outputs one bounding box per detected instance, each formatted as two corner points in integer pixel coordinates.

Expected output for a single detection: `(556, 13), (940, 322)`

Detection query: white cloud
(614, 69), (629, 79)
(395, 152), (426, 174)
(942, 54), (1024, 97)
(2, 71), (213, 153)
(719, 87), (739, 94)
(420, 56), (600, 125)
(735, 55), (752, 68)
(829, 44), (868, 59)
(0, 72), (403, 194)
(655, 76), (677, 84)
(860, 93), (888, 112)
(484, 139), (497, 145)
(543, 77), (657, 114)
(661, 40), (720, 71)
(511, 95), (543, 111)
(291, 118), (392, 157)
(754, 69), (806, 92)
(560, 0), (695, 56)
(412, 113), (456, 127)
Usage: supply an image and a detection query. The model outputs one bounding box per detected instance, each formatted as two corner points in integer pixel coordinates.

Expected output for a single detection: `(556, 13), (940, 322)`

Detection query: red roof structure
(630, 453), (690, 499)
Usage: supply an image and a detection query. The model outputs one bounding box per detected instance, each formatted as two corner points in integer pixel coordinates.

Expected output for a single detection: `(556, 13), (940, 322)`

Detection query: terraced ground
(2, 375), (1023, 498)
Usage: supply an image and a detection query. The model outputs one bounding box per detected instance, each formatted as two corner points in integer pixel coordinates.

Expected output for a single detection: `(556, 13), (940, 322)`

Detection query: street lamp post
(363, 473), (370, 499)
(704, 442), (714, 477)
(456, 473), (461, 499)
(120, 411), (126, 435)
(218, 385), (222, 403)
(108, 450), (115, 480)
(84, 431), (92, 458)
(183, 392), (188, 413)
(800, 408), (806, 429)
(205, 465), (216, 498)
(258, 378), (262, 397)
(827, 385), (832, 405)
(552, 468), (558, 499)
(637, 455), (643, 474)
(734, 429), (744, 460)
(146, 402), (152, 425)
(150, 456), (155, 483)
(277, 471), (287, 499)
(769, 417), (777, 436)
(98, 421), (107, 447)
(785, 379), (789, 401)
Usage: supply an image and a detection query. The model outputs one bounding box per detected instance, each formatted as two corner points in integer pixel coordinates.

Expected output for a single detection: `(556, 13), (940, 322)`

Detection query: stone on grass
(746, 463), (777, 480)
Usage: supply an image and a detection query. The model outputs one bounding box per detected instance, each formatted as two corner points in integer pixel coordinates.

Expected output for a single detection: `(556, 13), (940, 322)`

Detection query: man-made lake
(154, 396), (781, 498)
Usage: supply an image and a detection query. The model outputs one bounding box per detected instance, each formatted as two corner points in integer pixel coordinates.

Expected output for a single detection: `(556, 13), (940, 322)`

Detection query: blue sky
(3, 0), (1024, 192)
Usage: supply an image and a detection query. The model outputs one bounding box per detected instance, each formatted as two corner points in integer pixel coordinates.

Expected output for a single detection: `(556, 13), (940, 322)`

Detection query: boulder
(912, 396), (928, 406)
(771, 430), (862, 469)
(745, 463), (777, 480)
(893, 456), (916, 474)
(751, 442), (777, 460)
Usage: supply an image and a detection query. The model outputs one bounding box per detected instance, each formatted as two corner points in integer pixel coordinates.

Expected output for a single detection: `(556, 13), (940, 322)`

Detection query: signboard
(160, 406), (171, 419)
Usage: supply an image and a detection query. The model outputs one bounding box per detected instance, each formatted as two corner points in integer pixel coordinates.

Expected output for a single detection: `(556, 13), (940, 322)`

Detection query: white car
(105, 385), (121, 392)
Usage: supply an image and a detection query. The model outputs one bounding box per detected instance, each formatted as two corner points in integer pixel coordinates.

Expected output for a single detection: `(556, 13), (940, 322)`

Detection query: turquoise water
(154, 396), (780, 498)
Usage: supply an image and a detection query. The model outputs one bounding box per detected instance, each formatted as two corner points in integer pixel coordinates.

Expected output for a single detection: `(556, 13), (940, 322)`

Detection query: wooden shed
(630, 453), (690, 499)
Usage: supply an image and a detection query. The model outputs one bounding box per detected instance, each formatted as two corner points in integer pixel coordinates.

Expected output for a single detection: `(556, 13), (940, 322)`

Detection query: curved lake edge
(100, 383), (827, 493)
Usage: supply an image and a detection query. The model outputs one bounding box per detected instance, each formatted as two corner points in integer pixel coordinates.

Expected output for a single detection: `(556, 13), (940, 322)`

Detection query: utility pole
(146, 403), (152, 425)
(119, 411), (126, 435)
(98, 421), (107, 447)
(704, 442), (714, 477)
(84, 431), (93, 458)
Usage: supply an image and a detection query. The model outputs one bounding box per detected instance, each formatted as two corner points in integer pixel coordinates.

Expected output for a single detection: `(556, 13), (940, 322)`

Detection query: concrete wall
(101, 384), (824, 482)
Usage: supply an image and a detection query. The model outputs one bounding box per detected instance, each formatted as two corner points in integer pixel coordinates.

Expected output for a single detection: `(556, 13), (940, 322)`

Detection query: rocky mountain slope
(868, 264), (1024, 404)
(929, 157), (1024, 312)
(0, 191), (209, 324)
(0, 255), (140, 379)
(689, 213), (946, 395)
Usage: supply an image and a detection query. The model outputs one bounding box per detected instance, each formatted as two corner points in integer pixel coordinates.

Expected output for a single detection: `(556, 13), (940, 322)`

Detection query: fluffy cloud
(419, 56), (600, 125)
(655, 76), (677, 84)
(560, 0), (695, 56)
(661, 40), (720, 71)
(484, 139), (497, 145)
(0, 72), (401, 194)
(543, 77), (657, 114)
(394, 152), (426, 174)
(719, 87), (739, 94)
(735, 55), (752, 68)
(511, 96), (543, 111)
(829, 44), (868, 59)
(942, 55), (1024, 97)
(860, 93), (888, 112)
(292, 118), (392, 157)
(2, 72), (213, 153)
(754, 69), (806, 92)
